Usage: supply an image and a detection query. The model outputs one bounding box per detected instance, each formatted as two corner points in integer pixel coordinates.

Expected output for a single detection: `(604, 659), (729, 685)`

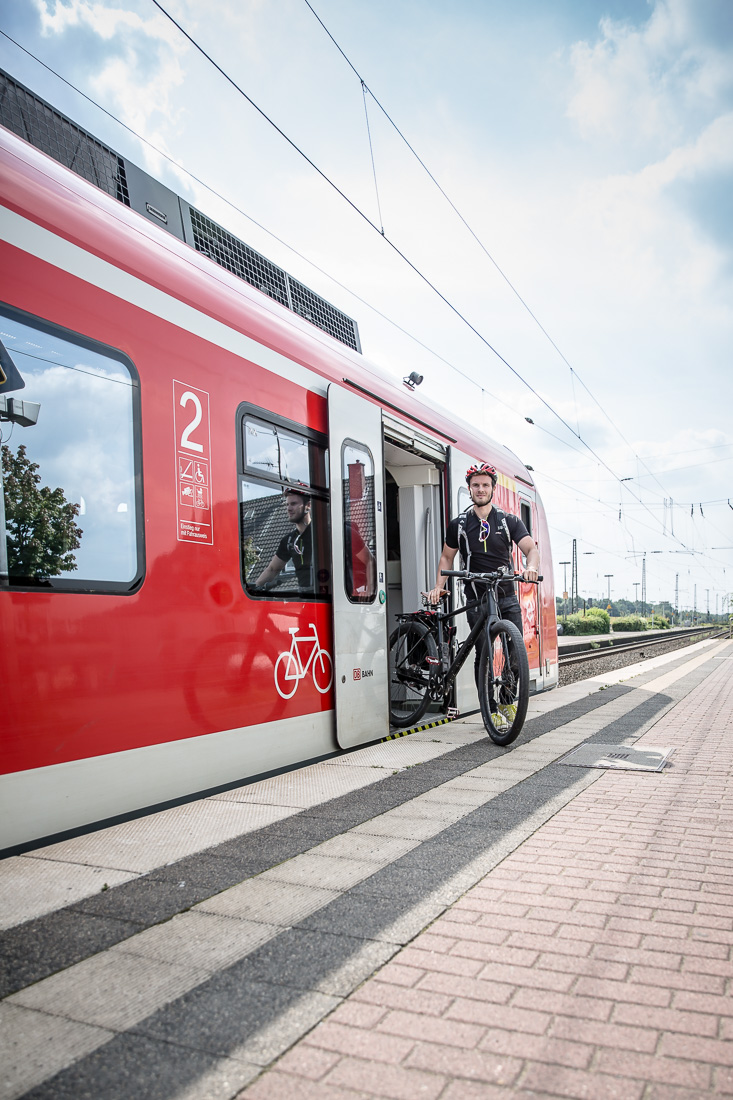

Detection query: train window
(243, 416), (328, 491)
(520, 501), (532, 535)
(0, 304), (143, 592)
(238, 406), (330, 600)
(342, 441), (376, 604)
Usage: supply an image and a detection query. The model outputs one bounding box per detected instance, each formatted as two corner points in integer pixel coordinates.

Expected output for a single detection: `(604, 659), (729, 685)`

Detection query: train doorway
(383, 419), (446, 723)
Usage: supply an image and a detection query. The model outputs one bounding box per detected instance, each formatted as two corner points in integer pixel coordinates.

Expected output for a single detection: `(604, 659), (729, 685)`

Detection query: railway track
(559, 626), (724, 667)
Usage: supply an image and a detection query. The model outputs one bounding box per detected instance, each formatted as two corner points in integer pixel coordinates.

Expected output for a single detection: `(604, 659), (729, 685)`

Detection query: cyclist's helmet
(466, 462), (497, 487)
(283, 482), (311, 503)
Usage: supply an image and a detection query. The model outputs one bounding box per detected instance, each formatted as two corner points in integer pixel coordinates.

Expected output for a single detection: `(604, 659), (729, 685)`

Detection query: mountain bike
(388, 569), (540, 746)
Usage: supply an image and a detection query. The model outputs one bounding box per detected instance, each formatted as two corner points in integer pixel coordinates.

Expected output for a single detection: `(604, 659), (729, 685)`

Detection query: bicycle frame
(430, 576), (501, 696)
(395, 570), (536, 700)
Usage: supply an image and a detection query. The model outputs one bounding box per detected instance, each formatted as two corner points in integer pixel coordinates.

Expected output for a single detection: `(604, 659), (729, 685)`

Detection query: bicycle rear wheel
(478, 619), (529, 746)
(388, 620), (438, 727)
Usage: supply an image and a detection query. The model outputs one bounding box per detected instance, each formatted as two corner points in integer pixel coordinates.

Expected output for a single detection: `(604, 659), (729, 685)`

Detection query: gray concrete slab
(10, 950), (210, 1032)
(197, 877), (340, 927)
(0, 1002), (113, 1100)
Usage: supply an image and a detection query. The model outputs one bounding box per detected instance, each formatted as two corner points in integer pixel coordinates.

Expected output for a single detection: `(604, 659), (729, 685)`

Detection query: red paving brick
(238, 647), (733, 1099)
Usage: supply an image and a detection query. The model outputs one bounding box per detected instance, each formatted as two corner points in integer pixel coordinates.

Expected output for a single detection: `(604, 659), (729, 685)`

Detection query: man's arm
(427, 542), (459, 605)
(255, 554), (287, 586)
(517, 535), (539, 583)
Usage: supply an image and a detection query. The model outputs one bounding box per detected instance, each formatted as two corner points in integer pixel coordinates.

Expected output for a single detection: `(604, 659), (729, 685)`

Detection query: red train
(0, 71), (557, 852)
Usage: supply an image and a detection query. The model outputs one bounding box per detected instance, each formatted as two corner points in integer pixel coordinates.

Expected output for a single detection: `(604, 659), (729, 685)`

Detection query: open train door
(448, 445), (480, 715)
(328, 383), (389, 748)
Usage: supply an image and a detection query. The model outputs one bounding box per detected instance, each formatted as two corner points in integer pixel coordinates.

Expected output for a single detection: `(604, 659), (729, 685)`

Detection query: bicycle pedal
(426, 657), (440, 665)
(446, 707), (460, 719)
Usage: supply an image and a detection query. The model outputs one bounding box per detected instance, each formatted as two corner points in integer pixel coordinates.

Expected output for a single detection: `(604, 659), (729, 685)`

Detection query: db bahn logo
(353, 668), (374, 681)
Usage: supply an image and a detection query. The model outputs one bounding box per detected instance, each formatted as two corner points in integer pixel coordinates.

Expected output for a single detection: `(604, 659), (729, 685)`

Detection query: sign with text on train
(173, 380), (214, 545)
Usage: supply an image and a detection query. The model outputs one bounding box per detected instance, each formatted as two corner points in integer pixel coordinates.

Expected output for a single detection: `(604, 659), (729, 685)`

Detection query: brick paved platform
(241, 647), (733, 1099)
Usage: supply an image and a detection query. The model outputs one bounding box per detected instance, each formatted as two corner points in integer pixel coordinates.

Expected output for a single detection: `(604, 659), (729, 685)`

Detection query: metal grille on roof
(189, 206), (290, 308)
(189, 206), (361, 352)
(0, 71), (129, 205)
(289, 276), (360, 352)
(0, 66), (361, 353)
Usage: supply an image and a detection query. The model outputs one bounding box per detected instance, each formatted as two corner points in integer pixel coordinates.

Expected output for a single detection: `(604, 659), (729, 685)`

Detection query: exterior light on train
(403, 371), (423, 389)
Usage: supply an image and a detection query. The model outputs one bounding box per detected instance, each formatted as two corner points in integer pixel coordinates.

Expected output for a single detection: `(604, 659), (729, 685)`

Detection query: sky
(2, 0), (732, 614)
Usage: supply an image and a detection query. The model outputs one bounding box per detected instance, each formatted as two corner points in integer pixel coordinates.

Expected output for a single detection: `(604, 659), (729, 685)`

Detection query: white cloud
(567, 0), (733, 150)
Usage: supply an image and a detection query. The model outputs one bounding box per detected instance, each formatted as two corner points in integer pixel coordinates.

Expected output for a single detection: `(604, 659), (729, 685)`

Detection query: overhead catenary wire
(361, 80), (384, 235)
(0, 29), (584, 456)
(2, 25), (726, 594)
(146, 1), (701, 554)
(301, 0), (683, 506)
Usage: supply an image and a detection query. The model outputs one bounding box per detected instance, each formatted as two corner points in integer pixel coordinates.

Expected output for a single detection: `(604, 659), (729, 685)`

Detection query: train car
(0, 70), (557, 852)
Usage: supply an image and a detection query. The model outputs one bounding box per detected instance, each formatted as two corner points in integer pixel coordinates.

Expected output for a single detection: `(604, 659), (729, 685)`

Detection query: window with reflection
(342, 441), (376, 604)
(238, 408), (330, 599)
(0, 304), (143, 591)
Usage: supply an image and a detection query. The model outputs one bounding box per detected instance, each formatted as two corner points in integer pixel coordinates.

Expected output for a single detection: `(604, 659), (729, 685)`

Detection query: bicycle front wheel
(478, 619), (529, 746)
(388, 621), (438, 727)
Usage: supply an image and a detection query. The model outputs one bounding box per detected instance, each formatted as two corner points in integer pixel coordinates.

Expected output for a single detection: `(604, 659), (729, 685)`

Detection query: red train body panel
(0, 120), (557, 851)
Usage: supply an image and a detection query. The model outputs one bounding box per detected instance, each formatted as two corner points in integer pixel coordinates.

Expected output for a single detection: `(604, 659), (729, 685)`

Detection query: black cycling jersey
(446, 507), (529, 599)
(276, 523), (313, 588)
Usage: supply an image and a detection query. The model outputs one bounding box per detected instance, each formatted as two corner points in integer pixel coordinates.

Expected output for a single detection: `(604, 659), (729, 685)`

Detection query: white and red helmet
(465, 462), (497, 487)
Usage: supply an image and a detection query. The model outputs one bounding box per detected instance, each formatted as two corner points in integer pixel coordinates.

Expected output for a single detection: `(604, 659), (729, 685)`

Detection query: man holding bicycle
(428, 462), (540, 688)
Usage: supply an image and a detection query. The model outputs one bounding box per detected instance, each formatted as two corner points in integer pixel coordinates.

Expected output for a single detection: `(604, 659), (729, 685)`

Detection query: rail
(559, 625), (723, 667)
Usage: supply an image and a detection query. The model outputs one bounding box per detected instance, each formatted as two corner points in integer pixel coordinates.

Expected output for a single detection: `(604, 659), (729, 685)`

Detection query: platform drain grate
(560, 743), (673, 772)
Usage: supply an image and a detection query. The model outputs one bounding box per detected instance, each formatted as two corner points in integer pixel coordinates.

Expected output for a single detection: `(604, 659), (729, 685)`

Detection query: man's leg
(497, 594), (523, 636)
(466, 605), (483, 692)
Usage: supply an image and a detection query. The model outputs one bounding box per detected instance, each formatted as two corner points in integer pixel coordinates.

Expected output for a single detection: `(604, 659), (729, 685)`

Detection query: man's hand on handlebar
(426, 585), (449, 606)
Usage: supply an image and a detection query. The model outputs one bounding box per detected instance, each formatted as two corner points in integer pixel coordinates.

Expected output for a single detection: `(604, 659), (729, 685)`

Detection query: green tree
(2, 444), (82, 577)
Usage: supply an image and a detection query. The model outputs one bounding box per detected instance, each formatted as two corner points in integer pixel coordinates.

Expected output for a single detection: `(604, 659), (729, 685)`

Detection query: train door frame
(516, 491), (543, 689)
(447, 445), (482, 714)
(328, 384), (389, 748)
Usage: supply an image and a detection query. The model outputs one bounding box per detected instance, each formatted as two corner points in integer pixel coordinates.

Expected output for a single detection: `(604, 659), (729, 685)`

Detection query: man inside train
(255, 488), (314, 591)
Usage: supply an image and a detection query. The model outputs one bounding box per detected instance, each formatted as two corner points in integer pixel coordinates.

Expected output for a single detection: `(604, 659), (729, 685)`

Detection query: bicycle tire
(478, 619), (529, 746)
(388, 620), (438, 727)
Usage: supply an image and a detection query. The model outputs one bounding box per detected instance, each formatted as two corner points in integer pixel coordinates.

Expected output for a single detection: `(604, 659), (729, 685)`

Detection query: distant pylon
(641, 556), (647, 616)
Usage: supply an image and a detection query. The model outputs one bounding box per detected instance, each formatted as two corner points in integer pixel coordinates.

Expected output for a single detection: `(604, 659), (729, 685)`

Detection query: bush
(585, 607), (611, 631)
(652, 615), (670, 629)
(560, 612), (610, 635)
(612, 616), (647, 632)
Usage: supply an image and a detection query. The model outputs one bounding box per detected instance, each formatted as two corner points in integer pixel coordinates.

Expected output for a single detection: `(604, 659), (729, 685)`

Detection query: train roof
(0, 108), (534, 491)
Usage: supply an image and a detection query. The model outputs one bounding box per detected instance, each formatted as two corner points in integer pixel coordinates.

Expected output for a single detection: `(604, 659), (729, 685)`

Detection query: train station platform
(2, 635), (732, 1099)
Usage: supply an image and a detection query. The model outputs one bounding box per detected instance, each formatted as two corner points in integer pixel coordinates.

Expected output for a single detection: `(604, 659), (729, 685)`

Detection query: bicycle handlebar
(441, 570), (543, 583)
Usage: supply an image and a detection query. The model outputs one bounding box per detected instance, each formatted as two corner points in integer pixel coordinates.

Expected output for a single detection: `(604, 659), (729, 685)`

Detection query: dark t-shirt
(276, 523), (312, 589)
(446, 507), (529, 599)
